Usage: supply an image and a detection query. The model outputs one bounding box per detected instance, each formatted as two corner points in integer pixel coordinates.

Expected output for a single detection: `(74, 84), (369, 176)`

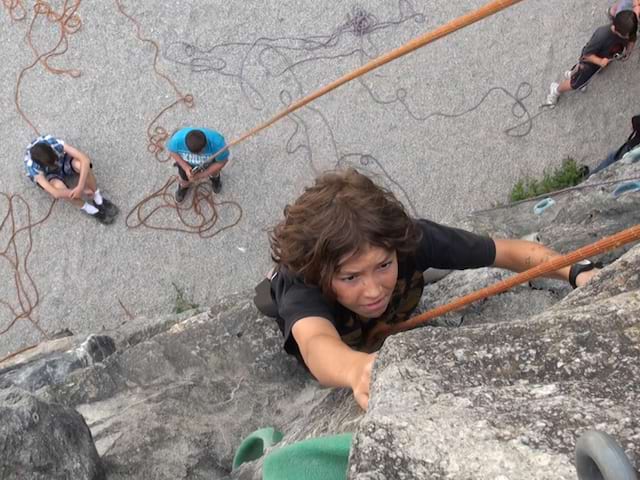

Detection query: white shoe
(546, 82), (560, 106)
(564, 69), (573, 80)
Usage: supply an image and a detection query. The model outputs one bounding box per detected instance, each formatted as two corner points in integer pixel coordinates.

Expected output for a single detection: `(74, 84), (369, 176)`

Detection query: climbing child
(24, 135), (118, 224)
(546, 10), (637, 106)
(166, 127), (230, 202)
(256, 169), (601, 410)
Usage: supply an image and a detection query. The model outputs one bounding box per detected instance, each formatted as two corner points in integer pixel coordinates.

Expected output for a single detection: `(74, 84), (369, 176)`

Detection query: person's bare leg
(557, 78), (573, 94)
(84, 169), (97, 195)
(50, 178), (83, 208)
(71, 158), (96, 196)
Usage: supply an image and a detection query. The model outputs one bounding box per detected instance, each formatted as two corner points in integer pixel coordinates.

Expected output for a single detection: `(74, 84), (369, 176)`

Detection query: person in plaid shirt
(24, 135), (118, 224)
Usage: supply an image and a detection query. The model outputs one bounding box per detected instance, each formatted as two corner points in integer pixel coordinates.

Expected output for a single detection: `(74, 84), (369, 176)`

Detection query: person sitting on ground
(166, 127), (229, 202)
(24, 135), (118, 224)
(546, 10), (637, 106)
(257, 169), (600, 410)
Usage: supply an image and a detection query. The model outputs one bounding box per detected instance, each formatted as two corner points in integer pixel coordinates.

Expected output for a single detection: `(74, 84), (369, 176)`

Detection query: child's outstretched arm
(63, 144), (91, 199)
(292, 316), (376, 410)
(493, 238), (598, 287)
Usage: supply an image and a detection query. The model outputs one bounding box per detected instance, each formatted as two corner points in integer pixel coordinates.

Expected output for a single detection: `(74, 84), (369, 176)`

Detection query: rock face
(347, 161), (640, 479)
(0, 335), (116, 393)
(350, 245), (640, 479)
(0, 387), (105, 480)
(0, 161), (639, 479)
(43, 296), (360, 480)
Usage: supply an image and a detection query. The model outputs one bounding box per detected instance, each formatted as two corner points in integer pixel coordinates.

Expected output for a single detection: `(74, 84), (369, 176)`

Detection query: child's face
(331, 245), (398, 318)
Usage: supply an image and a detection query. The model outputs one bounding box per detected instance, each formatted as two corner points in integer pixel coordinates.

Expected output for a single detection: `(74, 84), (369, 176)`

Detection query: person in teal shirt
(166, 127), (230, 202)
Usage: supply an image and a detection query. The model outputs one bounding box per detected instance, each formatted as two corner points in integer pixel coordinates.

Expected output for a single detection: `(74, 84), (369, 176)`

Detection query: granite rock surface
(0, 162), (639, 479)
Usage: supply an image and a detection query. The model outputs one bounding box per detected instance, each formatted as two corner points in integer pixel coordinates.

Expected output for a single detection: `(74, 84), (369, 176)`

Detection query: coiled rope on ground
(0, 194), (55, 346)
(113, 0), (243, 237)
(1, 0), (85, 353)
(2, 0), (26, 20)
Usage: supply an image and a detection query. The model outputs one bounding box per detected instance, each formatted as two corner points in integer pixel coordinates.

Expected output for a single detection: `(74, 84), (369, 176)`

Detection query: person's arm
(626, 40), (636, 56)
(492, 239), (597, 288)
(35, 174), (71, 199)
(582, 54), (609, 67)
(171, 152), (193, 181)
(63, 144), (91, 198)
(193, 159), (227, 181)
(292, 316), (376, 410)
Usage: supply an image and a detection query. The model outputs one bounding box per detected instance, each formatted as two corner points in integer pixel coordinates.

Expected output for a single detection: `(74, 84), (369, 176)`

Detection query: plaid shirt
(24, 135), (66, 180)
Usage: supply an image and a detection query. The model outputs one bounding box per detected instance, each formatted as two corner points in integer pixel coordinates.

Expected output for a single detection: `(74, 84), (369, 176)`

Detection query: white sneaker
(546, 82), (560, 106)
(564, 69), (573, 80)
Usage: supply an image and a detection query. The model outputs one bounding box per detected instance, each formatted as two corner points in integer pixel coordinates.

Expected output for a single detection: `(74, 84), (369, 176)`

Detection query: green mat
(232, 427), (284, 470)
(263, 433), (352, 480)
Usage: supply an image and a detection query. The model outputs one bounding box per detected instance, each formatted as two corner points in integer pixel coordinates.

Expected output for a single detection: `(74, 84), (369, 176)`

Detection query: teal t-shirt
(166, 127), (229, 167)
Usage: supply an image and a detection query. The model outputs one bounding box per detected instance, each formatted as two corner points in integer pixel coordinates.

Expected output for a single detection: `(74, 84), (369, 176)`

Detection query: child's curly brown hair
(270, 168), (422, 300)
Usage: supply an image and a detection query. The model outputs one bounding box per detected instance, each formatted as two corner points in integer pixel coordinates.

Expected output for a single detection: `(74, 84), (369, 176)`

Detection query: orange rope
(3, 1), (81, 357)
(207, 0), (525, 162)
(14, 0), (83, 135)
(113, 0), (194, 163)
(366, 223), (640, 348)
(2, 0), (26, 20)
(0, 193), (55, 340)
(125, 176), (242, 238)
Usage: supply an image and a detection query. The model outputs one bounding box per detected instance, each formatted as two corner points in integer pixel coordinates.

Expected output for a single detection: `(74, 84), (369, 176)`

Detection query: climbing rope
(125, 176), (242, 238)
(112, 0), (194, 163)
(204, 0), (527, 164)
(121, 0), (527, 235)
(0, 194), (55, 342)
(1, 0), (85, 356)
(366, 223), (640, 348)
(2, 0), (26, 20)
(15, 0), (83, 135)
(112, 0), (244, 236)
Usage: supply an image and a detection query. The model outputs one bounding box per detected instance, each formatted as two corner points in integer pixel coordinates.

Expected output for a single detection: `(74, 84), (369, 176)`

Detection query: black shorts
(570, 61), (601, 90)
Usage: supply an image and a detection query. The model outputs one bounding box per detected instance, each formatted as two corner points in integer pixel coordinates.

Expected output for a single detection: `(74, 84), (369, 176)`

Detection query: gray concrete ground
(1, 0), (638, 357)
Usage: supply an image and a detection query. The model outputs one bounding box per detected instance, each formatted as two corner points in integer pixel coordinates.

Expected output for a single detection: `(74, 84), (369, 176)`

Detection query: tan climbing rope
(1, 0), (84, 352)
(123, 0), (524, 235)
(207, 0), (526, 162)
(366, 224), (640, 348)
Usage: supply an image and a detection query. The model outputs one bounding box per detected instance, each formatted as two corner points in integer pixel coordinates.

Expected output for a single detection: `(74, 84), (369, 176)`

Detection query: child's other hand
(185, 166), (194, 181)
(69, 186), (83, 199)
(575, 268), (600, 288)
(350, 353), (377, 411)
(601, 57), (610, 67)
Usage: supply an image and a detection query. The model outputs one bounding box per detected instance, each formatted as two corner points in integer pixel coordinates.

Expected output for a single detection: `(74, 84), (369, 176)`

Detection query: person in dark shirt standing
(257, 169), (600, 410)
(546, 10), (637, 106)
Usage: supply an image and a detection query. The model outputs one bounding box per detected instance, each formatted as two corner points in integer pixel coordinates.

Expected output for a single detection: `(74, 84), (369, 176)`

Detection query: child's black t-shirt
(270, 219), (496, 363)
(581, 25), (631, 60)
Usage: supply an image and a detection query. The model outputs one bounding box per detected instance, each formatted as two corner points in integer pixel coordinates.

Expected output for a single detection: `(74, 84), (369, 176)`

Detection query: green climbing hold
(262, 433), (353, 480)
(232, 427), (284, 470)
